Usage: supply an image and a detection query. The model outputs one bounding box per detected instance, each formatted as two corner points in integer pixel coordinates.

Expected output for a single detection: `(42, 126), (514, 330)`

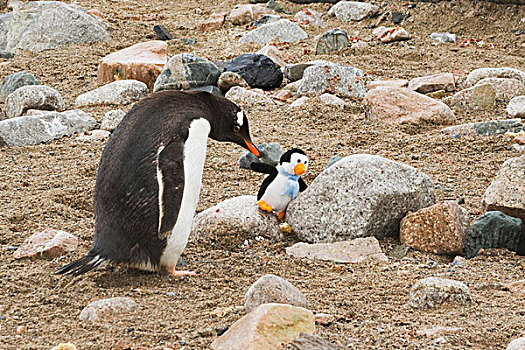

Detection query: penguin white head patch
(280, 149), (308, 176)
(236, 111), (244, 127)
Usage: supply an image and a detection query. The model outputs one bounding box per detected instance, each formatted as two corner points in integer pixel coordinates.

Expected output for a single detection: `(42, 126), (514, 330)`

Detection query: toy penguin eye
(233, 125), (240, 132)
(297, 159), (302, 163)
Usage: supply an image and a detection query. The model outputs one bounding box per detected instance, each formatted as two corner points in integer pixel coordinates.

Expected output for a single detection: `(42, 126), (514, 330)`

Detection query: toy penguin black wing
(298, 178), (308, 192)
(250, 162), (278, 200)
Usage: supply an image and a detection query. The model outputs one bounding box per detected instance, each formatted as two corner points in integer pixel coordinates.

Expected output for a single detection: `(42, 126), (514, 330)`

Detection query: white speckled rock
(191, 195), (282, 240)
(225, 86), (274, 108)
(286, 237), (388, 263)
(75, 80), (148, 106)
(475, 78), (525, 102)
(0, 110), (96, 147)
(507, 96), (525, 118)
(5, 85), (65, 118)
(287, 154), (435, 243)
(327, 1), (379, 22)
(464, 67), (525, 87)
(289, 96), (310, 108)
(239, 19), (307, 44)
(100, 109), (126, 131)
(79, 297), (140, 322)
(409, 277), (472, 309)
(506, 338), (525, 350)
(297, 63), (366, 98)
(244, 274), (307, 312)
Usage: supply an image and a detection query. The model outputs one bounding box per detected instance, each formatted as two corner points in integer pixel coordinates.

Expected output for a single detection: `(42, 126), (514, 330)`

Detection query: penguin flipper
(55, 252), (107, 276)
(250, 162), (278, 175)
(299, 178), (308, 192)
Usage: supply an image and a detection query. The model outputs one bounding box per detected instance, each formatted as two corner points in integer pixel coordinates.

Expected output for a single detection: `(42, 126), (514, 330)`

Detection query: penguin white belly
(160, 118), (211, 269)
(260, 173), (293, 213)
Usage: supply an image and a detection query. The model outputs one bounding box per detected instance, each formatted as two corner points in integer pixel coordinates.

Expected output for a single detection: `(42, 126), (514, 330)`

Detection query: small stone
(408, 73), (455, 94)
(506, 338), (525, 350)
(295, 9), (324, 27)
(100, 109), (126, 131)
(79, 297), (140, 322)
(225, 86), (274, 107)
(5, 85), (65, 118)
(239, 19), (307, 45)
(351, 42), (368, 49)
(286, 333), (340, 350)
(256, 44), (286, 67)
(314, 313), (335, 326)
(197, 13), (226, 32)
(328, 1), (380, 22)
(426, 90), (446, 99)
(316, 28), (349, 54)
(503, 280), (525, 296)
(228, 4), (273, 26)
(416, 326), (461, 337)
(452, 256), (467, 267)
(153, 24), (173, 40)
(211, 303), (314, 350)
(282, 60), (333, 82)
(297, 63), (366, 98)
(266, 0), (288, 14)
(483, 155), (525, 223)
(97, 41), (168, 90)
(367, 79), (408, 90)
(181, 38), (196, 46)
(409, 277), (472, 309)
(239, 142), (282, 168)
(373, 26), (411, 42)
(244, 274), (307, 312)
(464, 67), (525, 87)
(507, 95), (525, 118)
(15, 326), (26, 334)
(319, 93), (345, 106)
(390, 11), (404, 24)
(290, 96), (310, 108)
(13, 228), (78, 259)
(430, 32), (457, 43)
(400, 201), (471, 255)
(253, 14), (281, 27)
(218, 72), (249, 93)
(75, 80), (148, 106)
(325, 155), (342, 169)
(273, 90), (292, 101)
(75, 130), (111, 141)
(191, 196), (282, 241)
(475, 78), (525, 103)
(286, 237), (388, 263)
(0, 71), (39, 103)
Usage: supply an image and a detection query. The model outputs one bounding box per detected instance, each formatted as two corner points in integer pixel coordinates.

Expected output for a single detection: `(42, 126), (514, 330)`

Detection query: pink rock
(367, 79), (409, 90)
(373, 26), (411, 42)
(228, 4), (273, 25)
(408, 73), (456, 94)
(273, 89), (292, 101)
(400, 201), (470, 255)
(79, 297), (140, 322)
(13, 228), (78, 259)
(244, 274), (307, 312)
(197, 13), (226, 32)
(257, 44), (286, 66)
(97, 41), (168, 90)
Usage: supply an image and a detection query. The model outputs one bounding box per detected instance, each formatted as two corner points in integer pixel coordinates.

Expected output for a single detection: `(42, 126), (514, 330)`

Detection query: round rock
(244, 274), (307, 312)
(5, 85), (65, 118)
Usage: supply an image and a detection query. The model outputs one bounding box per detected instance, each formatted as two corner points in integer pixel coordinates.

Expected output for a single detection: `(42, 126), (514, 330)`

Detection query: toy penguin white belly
(251, 148), (309, 220)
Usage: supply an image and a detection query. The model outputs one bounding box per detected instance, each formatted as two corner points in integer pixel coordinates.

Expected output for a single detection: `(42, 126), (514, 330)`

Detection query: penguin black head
(205, 93), (259, 157)
(280, 148), (308, 176)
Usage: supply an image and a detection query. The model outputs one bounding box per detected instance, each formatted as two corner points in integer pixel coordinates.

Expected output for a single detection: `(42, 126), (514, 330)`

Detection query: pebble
(217, 71), (249, 93)
(244, 274), (307, 312)
(100, 109), (126, 131)
(13, 228), (78, 259)
(373, 26), (411, 42)
(79, 297), (140, 322)
(409, 277), (472, 309)
(430, 32), (457, 43)
(328, 1), (380, 22)
(225, 53), (283, 90)
(316, 28), (349, 54)
(153, 24), (173, 40)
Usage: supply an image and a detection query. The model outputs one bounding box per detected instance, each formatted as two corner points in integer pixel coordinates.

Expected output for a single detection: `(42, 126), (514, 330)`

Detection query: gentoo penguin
(251, 148), (308, 220)
(57, 90), (259, 276)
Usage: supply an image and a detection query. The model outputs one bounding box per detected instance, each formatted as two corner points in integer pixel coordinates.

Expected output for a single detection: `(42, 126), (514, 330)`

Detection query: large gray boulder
(0, 110), (96, 147)
(0, 71), (39, 103)
(239, 19), (307, 44)
(297, 63), (366, 98)
(5, 1), (112, 53)
(5, 85), (65, 118)
(287, 154), (436, 243)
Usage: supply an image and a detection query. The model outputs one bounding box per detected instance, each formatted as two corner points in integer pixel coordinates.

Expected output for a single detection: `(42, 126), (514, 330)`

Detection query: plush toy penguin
(250, 148), (308, 220)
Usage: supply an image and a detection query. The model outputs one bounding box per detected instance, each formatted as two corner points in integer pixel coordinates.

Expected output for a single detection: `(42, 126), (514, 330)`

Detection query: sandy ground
(0, 0), (524, 349)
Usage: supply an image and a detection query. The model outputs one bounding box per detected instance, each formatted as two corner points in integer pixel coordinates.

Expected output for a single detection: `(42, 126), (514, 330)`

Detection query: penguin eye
(233, 125), (240, 133)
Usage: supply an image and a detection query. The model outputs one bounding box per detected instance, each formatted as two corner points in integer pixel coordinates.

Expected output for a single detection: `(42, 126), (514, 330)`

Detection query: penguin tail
(55, 252), (107, 276)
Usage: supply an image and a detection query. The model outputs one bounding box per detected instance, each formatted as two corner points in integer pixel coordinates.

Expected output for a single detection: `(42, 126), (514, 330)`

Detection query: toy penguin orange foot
(257, 200), (272, 212)
(278, 211), (286, 221)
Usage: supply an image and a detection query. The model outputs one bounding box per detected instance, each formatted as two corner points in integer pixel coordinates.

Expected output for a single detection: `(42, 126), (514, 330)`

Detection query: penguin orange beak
(294, 163), (306, 176)
(244, 139), (259, 157)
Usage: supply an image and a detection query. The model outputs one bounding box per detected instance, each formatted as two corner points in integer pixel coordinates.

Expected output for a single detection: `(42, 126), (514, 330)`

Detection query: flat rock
(75, 80), (148, 106)
(408, 73), (455, 94)
(287, 154), (435, 242)
(290, 96), (310, 107)
(475, 78), (525, 103)
(217, 71), (249, 92)
(400, 201), (470, 255)
(507, 96), (525, 118)
(316, 28), (349, 54)
(409, 277), (472, 309)
(239, 19), (307, 44)
(5, 85), (65, 118)
(239, 142), (282, 169)
(153, 53), (220, 92)
(245, 274), (307, 312)
(443, 83), (497, 112)
(211, 303), (315, 350)
(286, 237), (388, 263)
(319, 93), (345, 106)
(0, 71), (39, 103)
(483, 155), (525, 223)
(13, 228), (78, 259)
(373, 26), (411, 42)
(297, 63), (366, 98)
(225, 53), (283, 90)
(97, 41), (168, 90)
(257, 44), (286, 67)
(295, 9), (324, 27)
(100, 109), (126, 131)
(430, 32), (457, 43)
(191, 195), (282, 240)
(285, 333), (340, 350)
(507, 338), (525, 350)
(228, 4), (273, 25)
(225, 86), (274, 107)
(327, 1), (379, 22)
(441, 119), (524, 137)
(464, 211), (525, 258)
(79, 297), (140, 322)
(367, 79), (409, 90)
(0, 110), (96, 147)
(282, 60), (333, 82)
(153, 24), (172, 40)
(197, 12), (226, 32)
(464, 67), (525, 87)
(5, 1), (111, 52)
(364, 87), (455, 125)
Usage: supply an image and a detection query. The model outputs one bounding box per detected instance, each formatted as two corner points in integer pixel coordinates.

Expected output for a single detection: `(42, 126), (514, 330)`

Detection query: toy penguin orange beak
(294, 163), (306, 176)
(244, 139), (259, 157)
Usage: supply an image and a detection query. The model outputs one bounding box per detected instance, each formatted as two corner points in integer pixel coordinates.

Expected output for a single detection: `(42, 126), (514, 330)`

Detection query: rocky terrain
(0, 0), (524, 349)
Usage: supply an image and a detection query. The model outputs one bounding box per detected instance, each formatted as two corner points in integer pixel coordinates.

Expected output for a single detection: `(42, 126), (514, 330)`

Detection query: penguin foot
(257, 200), (272, 213)
(278, 211), (286, 221)
(161, 266), (196, 277)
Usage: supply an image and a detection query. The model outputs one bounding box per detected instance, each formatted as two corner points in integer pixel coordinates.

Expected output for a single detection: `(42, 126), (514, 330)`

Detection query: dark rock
(286, 333), (341, 350)
(253, 14), (281, 27)
(464, 211), (525, 258)
(189, 85), (222, 96)
(0, 71), (39, 103)
(282, 60), (332, 82)
(316, 28), (349, 54)
(181, 38), (196, 45)
(267, 0), (290, 14)
(0, 50), (13, 58)
(239, 142), (282, 169)
(153, 24), (173, 40)
(390, 11), (404, 24)
(225, 53), (283, 90)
